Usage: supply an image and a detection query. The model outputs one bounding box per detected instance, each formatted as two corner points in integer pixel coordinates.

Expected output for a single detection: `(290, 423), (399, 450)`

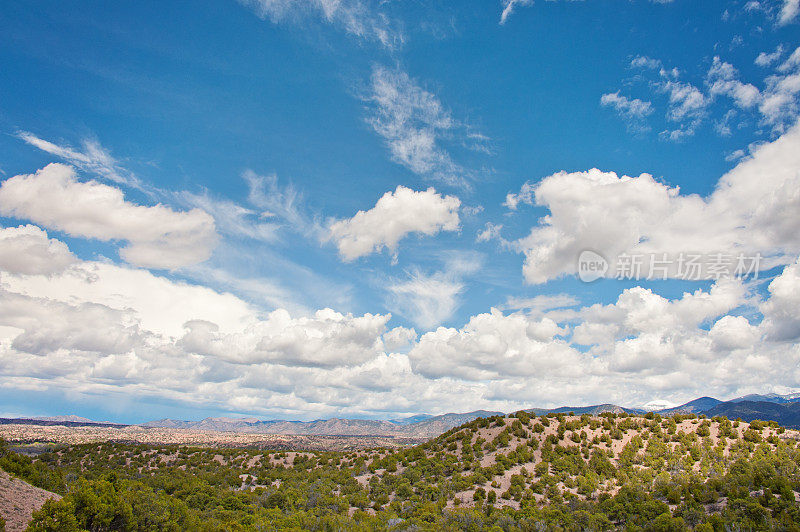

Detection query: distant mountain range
(728, 393), (800, 404)
(703, 400), (800, 427)
(0, 417), (126, 429)
(657, 397), (723, 415)
(138, 410), (504, 438)
(6, 392), (800, 438)
(33, 415), (117, 424)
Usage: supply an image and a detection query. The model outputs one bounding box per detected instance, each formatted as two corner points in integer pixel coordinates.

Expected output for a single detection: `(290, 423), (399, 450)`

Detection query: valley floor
(0, 423), (423, 452)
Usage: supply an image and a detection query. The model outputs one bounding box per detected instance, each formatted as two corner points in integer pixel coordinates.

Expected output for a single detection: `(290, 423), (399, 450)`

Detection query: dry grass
(0, 470), (60, 531)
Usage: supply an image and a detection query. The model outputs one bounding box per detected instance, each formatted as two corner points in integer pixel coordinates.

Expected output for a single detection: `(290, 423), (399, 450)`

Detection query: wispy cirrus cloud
(366, 65), (489, 188)
(180, 189), (280, 244)
(15, 129), (353, 314)
(17, 134), (267, 247)
(17, 131), (143, 190)
(499, 0), (675, 25)
(243, 169), (324, 239)
(237, 0), (403, 49)
(386, 269), (465, 331)
(499, 0), (533, 25)
(385, 251), (482, 330)
(779, 0), (800, 25)
(185, 170), (325, 244)
(499, 293), (579, 314)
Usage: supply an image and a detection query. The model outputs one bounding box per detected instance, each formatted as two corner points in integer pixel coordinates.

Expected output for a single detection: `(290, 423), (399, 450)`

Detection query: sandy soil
(0, 470), (61, 532)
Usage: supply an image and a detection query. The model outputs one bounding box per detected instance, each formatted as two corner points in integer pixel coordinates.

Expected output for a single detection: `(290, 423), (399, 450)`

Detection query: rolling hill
(11, 410), (800, 530)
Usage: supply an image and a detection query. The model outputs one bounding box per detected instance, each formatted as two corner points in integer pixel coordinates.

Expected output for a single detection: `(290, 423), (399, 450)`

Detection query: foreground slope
(0, 470), (60, 531)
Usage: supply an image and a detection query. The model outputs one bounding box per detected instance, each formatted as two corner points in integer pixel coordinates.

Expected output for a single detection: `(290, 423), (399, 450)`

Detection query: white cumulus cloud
(408, 308), (575, 381)
(0, 164), (218, 270)
(760, 257), (800, 341)
(329, 185), (460, 261)
(1, 225), (800, 417)
(0, 225), (76, 275)
(510, 120), (800, 283)
(179, 308), (391, 368)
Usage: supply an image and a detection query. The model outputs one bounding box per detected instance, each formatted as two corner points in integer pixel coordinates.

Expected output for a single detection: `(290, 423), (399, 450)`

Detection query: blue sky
(0, 0), (799, 423)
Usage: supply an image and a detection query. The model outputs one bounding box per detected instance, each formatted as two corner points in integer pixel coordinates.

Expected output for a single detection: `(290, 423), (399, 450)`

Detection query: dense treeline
(2, 411), (800, 530)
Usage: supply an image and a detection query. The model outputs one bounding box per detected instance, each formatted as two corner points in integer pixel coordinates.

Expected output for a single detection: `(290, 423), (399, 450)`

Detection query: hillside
(9, 411), (800, 530)
(348, 410), (800, 519)
(0, 469), (60, 531)
(527, 404), (642, 416)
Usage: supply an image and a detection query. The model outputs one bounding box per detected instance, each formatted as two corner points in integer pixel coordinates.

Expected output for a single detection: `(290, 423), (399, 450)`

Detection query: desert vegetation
(2, 411), (800, 530)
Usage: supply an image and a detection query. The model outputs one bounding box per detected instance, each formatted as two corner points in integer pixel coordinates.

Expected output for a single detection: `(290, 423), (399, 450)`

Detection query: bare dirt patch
(0, 470), (60, 532)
